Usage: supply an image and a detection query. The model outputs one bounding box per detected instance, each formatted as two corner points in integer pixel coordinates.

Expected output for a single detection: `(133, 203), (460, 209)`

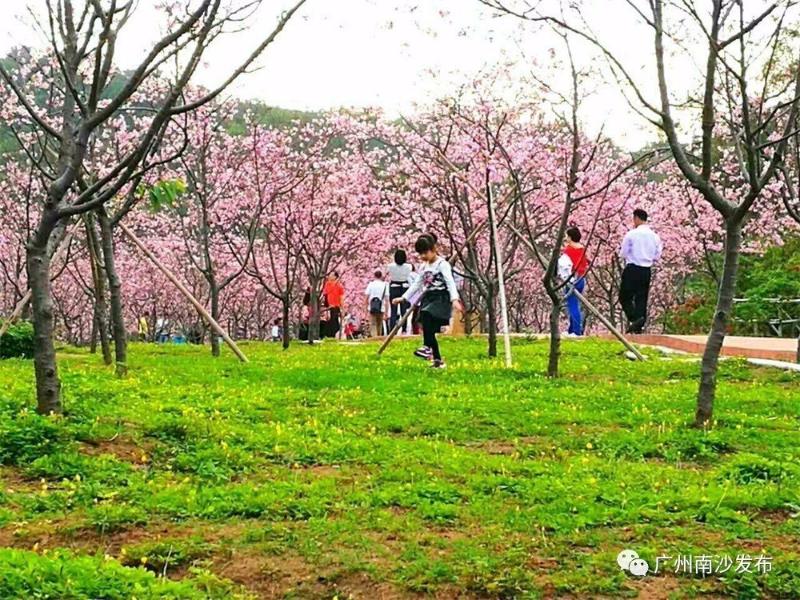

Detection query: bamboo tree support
(572, 287), (645, 361)
(507, 224), (645, 361)
(0, 222), (81, 339)
(377, 303), (415, 355)
(118, 222), (249, 363)
(488, 185), (513, 368)
(0, 290), (32, 338)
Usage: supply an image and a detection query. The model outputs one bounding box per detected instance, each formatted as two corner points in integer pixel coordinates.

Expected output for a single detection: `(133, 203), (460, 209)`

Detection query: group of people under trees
(181, 208), (662, 368)
(396, 209), (661, 369)
(362, 208), (661, 369)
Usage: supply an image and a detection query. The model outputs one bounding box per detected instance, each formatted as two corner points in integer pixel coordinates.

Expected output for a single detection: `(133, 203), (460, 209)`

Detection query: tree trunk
(695, 222), (742, 427)
(547, 298), (561, 378)
(210, 286), (221, 357)
(86, 216), (113, 365)
(90, 315), (98, 354)
(27, 234), (61, 414)
(487, 283), (497, 357)
(464, 297), (474, 335)
(309, 288), (321, 344)
(282, 298), (291, 350)
(98, 211), (127, 376)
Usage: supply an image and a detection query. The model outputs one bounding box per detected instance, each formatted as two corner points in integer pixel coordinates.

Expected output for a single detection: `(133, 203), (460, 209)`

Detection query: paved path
(627, 334), (798, 362)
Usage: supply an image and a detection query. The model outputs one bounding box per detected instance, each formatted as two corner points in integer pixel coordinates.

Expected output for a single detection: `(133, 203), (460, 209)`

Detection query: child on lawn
(394, 235), (462, 369)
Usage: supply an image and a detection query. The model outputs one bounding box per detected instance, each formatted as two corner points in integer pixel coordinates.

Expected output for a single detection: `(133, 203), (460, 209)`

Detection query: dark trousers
(619, 264), (652, 333)
(327, 307), (341, 337)
(421, 311), (447, 361)
(389, 283), (409, 330)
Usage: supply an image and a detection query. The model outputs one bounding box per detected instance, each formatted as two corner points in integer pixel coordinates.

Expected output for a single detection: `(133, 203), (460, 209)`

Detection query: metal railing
(732, 298), (800, 337)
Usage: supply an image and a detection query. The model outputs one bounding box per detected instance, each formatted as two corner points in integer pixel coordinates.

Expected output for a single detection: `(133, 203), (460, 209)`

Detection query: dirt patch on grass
(213, 550), (328, 598)
(0, 467), (40, 492)
(623, 575), (684, 599)
(1, 518), (248, 556)
(463, 436), (542, 456)
(473, 441), (518, 456)
(739, 533), (800, 554)
(79, 436), (153, 464)
(291, 464), (343, 478)
(0, 525), (20, 548)
(216, 551), (461, 600)
(322, 571), (411, 600)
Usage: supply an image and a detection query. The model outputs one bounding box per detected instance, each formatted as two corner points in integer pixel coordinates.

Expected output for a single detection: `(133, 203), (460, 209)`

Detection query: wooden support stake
(488, 185), (512, 368)
(1, 222), (81, 339)
(118, 222), (249, 363)
(377, 304), (415, 355)
(0, 290), (33, 338)
(572, 288), (645, 361)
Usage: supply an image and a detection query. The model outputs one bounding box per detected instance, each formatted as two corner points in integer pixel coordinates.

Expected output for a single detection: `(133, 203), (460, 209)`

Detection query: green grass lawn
(0, 337), (798, 599)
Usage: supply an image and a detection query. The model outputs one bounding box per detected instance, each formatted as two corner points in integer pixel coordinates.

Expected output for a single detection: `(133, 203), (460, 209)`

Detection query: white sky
(0, 0), (721, 150)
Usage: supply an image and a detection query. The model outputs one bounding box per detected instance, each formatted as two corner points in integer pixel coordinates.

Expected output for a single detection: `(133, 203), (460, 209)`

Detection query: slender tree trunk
(695, 221), (742, 427)
(92, 288), (112, 364)
(210, 285), (221, 357)
(90, 316), (98, 354)
(86, 216), (113, 365)
(464, 293), (474, 335)
(487, 283), (497, 357)
(98, 211), (127, 376)
(27, 232), (61, 414)
(547, 297), (561, 378)
(309, 288), (321, 344)
(282, 298), (291, 350)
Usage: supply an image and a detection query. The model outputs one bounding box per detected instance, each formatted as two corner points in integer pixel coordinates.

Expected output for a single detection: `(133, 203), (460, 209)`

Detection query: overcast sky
(0, 0), (713, 150)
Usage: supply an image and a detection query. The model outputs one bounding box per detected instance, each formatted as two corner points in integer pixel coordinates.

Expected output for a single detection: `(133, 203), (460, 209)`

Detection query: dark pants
(619, 265), (652, 333)
(421, 311), (447, 361)
(389, 283), (410, 330)
(327, 307), (341, 337)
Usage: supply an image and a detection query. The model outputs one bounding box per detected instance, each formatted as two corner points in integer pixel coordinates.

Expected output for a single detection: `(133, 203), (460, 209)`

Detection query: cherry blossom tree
(479, 0), (800, 425)
(0, 0), (308, 413)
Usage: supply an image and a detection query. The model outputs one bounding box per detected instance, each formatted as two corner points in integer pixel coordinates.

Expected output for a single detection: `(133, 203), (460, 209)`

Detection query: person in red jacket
(562, 227), (589, 336)
(323, 272), (345, 339)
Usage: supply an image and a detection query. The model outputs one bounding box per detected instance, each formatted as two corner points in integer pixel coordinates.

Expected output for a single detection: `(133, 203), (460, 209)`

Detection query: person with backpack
(365, 271), (389, 337)
(558, 226), (590, 336)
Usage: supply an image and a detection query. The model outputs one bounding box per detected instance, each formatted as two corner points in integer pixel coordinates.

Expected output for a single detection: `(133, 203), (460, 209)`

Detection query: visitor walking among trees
(323, 272), (345, 339)
(559, 227), (589, 337)
(619, 209), (663, 334)
(365, 271), (389, 337)
(387, 250), (413, 331)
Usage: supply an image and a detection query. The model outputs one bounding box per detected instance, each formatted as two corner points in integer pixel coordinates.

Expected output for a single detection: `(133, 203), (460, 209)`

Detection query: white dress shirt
(365, 280), (388, 299)
(621, 225), (663, 267)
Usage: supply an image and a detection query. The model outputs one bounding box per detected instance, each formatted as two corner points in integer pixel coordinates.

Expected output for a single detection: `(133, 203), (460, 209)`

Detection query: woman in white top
(387, 249), (413, 331)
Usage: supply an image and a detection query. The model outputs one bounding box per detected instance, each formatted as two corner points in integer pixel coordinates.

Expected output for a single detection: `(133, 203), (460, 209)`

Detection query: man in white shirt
(365, 270), (389, 337)
(619, 209), (663, 333)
